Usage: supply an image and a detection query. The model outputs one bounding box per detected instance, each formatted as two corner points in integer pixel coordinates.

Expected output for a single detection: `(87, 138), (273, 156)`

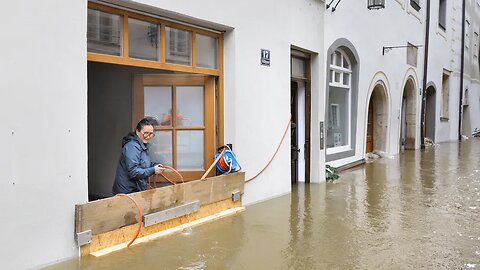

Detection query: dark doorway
(291, 81), (299, 183)
(425, 86), (436, 142)
(366, 100), (374, 153)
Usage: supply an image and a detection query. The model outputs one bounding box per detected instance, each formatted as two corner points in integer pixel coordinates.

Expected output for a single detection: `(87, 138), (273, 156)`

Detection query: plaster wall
(0, 1), (88, 269)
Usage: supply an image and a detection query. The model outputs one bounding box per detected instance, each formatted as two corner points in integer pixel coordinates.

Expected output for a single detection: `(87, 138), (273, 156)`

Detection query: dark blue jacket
(112, 132), (155, 195)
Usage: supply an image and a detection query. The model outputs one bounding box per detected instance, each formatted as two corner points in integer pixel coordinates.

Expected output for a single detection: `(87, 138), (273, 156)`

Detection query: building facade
(0, 0), (325, 269)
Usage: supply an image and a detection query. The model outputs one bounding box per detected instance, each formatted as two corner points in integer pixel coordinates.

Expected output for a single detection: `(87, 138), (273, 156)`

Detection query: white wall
(131, 0), (325, 203)
(325, 0), (424, 167)
(0, 1), (88, 269)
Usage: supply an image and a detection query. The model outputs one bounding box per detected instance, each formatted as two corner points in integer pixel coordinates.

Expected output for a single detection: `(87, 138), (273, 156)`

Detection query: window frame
(87, 2), (222, 76)
(327, 49), (352, 154)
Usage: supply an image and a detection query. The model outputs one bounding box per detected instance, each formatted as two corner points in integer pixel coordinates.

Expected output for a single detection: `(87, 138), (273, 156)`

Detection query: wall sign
(260, 49), (270, 66)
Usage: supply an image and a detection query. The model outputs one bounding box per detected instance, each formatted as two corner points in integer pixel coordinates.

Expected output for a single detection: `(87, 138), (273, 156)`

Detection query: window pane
(177, 131), (204, 170)
(166, 27), (192, 65)
(343, 57), (350, 69)
(87, 9), (122, 56)
(343, 73), (350, 86)
(327, 87), (349, 148)
(334, 72), (341, 83)
(149, 131), (173, 166)
(176, 86), (204, 127)
(291, 57), (305, 78)
(335, 51), (342, 66)
(144, 86), (172, 127)
(128, 18), (159, 61)
(196, 34), (218, 69)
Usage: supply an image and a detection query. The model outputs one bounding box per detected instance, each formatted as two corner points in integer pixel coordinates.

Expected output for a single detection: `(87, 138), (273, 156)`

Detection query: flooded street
(46, 140), (480, 269)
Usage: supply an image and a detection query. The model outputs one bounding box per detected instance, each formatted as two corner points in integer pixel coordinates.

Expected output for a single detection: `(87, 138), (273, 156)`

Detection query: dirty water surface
(44, 140), (480, 269)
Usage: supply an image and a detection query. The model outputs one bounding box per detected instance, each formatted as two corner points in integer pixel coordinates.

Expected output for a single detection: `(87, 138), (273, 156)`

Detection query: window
(166, 27), (192, 65)
(327, 50), (351, 150)
(474, 31), (479, 59)
(410, 0), (421, 11)
(441, 71), (450, 120)
(438, 0), (446, 31)
(128, 18), (159, 61)
(87, 9), (122, 56)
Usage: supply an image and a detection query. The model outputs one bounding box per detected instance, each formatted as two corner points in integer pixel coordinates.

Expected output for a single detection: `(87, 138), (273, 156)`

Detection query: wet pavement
(44, 140), (480, 269)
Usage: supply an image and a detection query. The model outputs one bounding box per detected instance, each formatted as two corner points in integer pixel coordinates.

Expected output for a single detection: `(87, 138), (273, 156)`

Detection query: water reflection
(45, 140), (480, 270)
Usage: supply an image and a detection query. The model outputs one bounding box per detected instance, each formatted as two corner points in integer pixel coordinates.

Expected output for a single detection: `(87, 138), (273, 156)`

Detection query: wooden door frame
(133, 74), (215, 181)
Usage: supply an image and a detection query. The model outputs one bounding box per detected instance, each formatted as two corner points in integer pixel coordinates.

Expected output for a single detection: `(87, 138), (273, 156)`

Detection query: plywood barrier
(75, 172), (245, 255)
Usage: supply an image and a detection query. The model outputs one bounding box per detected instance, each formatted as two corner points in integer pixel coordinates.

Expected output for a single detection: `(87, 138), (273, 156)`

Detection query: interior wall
(88, 62), (171, 199)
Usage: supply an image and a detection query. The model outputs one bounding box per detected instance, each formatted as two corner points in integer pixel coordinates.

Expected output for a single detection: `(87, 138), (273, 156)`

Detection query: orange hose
(115, 193), (142, 247)
(245, 116), (292, 183)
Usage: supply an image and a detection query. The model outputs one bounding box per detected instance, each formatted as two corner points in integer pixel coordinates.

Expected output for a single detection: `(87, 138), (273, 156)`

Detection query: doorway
(462, 89), (471, 136)
(425, 86), (436, 142)
(366, 84), (388, 154)
(290, 52), (311, 183)
(400, 79), (416, 150)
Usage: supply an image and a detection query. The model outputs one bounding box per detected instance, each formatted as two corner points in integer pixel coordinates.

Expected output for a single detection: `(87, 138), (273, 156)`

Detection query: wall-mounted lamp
(367, 0), (385, 10)
(382, 44), (423, 55)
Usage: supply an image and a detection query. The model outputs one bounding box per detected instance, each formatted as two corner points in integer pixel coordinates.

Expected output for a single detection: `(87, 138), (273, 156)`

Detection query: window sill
(440, 117), (449, 122)
(327, 145), (352, 155)
(407, 5), (422, 23)
(436, 26), (447, 40)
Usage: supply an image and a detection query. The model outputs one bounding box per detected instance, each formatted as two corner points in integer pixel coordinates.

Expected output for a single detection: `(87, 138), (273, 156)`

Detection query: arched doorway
(366, 83), (388, 154)
(400, 79), (416, 150)
(425, 86), (436, 142)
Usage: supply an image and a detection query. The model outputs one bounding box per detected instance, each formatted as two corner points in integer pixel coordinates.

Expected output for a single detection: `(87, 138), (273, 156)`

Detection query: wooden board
(81, 199), (242, 255)
(75, 172), (244, 236)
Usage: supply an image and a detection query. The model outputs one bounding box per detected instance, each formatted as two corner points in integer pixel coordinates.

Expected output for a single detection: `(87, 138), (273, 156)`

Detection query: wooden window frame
(87, 2), (222, 76)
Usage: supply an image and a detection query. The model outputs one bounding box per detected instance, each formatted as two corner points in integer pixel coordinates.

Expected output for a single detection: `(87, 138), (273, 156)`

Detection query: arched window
(327, 49), (352, 151)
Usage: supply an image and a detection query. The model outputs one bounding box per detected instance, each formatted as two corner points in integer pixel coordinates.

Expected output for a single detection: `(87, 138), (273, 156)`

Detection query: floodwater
(45, 140), (480, 269)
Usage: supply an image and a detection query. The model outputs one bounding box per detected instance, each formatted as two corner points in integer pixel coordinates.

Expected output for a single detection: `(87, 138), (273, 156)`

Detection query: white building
(324, 0), (477, 168)
(0, 0), (325, 269)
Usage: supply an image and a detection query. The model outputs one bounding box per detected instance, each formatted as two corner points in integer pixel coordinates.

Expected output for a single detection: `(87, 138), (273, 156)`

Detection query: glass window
(128, 18), (159, 61)
(166, 27), (192, 65)
(144, 86), (172, 127)
(177, 130), (204, 170)
(196, 34), (218, 69)
(327, 87), (349, 148)
(291, 57), (306, 78)
(410, 0), (421, 11)
(87, 9), (122, 56)
(176, 86), (204, 127)
(149, 131), (173, 166)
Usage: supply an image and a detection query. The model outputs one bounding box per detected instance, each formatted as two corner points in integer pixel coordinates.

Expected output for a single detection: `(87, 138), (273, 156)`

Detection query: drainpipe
(458, 0), (466, 140)
(421, 0), (431, 148)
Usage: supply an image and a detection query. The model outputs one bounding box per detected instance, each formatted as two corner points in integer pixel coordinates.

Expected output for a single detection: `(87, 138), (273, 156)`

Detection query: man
(112, 117), (163, 194)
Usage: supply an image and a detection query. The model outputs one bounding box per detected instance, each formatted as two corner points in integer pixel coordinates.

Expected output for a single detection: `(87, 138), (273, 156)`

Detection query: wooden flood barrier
(75, 172), (245, 255)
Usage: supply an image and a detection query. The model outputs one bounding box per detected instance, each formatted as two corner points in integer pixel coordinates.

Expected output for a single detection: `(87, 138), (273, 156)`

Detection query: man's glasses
(141, 132), (155, 138)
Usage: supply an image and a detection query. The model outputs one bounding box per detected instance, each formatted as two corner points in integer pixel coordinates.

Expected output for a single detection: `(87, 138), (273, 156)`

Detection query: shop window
(327, 49), (352, 150)
(87, 9), (122, 56)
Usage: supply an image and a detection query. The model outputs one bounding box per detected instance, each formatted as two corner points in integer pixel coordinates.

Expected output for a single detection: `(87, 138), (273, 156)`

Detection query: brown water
(45, 140), (480, 269)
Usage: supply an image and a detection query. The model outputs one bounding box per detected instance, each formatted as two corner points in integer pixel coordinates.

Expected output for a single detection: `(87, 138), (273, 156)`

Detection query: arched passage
(366, 83), (388, 153)
(462, 89), (471, 136)
(425, 85), (436, 142)
(401, 78), (416, 150)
